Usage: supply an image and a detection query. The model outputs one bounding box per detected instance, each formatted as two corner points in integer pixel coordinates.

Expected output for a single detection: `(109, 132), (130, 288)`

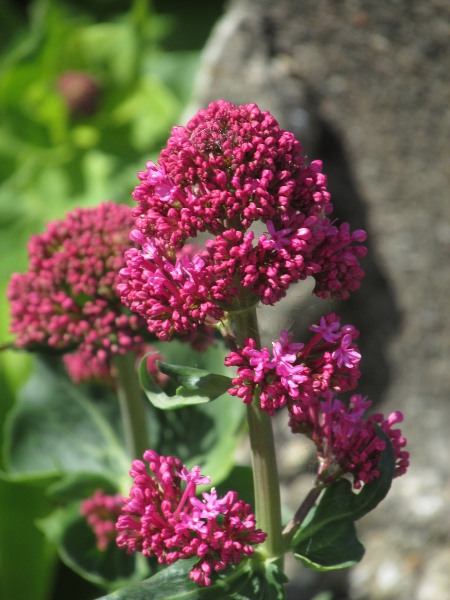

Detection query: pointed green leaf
(291, 427), (395, 571)
(3, 356), (130, 483)
(293, 520), (364, 571)
(38, 501), (150, 590)
(293, 426), (395, 547)
(139, 354), (232, 410)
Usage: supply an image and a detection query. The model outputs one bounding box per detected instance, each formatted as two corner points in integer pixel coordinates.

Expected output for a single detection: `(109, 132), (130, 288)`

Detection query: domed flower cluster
(118, 100), (367, 341)
(80, 489), (124, 551)
(116, 450), (266, 586)
(8, 202), (146, 357)
(225, 312), (409, 488)
(7, 202), (214, 383)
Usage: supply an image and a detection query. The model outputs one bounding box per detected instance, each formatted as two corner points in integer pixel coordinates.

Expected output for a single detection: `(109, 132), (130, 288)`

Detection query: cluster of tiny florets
(116, 450), (266, 586)
(119, 100), (367, 340)
(289, 392), (409, 488)
(7, 202), (146, 362)
(225, 313), (362, 415)
(80, 489), (124, 551)
(7, 202), (215, 383)
(225, 313), (409, 488)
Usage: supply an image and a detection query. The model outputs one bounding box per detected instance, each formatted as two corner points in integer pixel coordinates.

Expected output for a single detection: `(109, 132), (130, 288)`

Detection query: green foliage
(95, 557), (287, 600)
(3, 356), (130, 485)
(291, 427), (395, 571)
(0, 479), (56, 600)
(38, 501), (151, 590)
(140, 354), (233, 409)
(0, 0), (197, 282)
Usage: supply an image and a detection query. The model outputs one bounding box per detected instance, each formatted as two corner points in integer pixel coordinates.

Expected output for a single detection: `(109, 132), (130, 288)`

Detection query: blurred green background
(0, 1), (225, 598)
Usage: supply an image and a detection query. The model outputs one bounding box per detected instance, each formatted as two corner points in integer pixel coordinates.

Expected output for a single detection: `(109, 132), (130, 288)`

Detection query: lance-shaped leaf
(139, 354), (233, 410)
(291, 426), (395, 571)
(293, 519), (364, 571)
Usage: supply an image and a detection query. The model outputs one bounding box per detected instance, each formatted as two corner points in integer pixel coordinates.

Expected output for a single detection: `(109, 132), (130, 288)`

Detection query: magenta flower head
(80, 489), (124, 551)
(7, 202), (149, 375)
(225, 314), (362, 415)
(119, 100), (367, 341)
(288, 392), (409, 489)
(116, 450), (266, 586)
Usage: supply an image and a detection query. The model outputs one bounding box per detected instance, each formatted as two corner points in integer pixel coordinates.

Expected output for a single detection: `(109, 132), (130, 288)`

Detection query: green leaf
(147, 395), (245, 489)
(216, 465), (255, 508)
(293, 520), (364, 571)
(0, 479), (56, 600)
(46, 471), (120, 502)
(95, 558), (286, 600)
(3, 355), (130, 484)
(291, 427), (395, 571)
(38, 501), (150, 590)
(140, 354), (233, 410)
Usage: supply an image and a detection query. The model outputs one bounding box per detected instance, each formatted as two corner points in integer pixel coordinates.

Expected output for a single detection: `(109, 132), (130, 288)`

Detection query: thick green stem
(114, 352), (149, 460)
(230, 307), (283, 561)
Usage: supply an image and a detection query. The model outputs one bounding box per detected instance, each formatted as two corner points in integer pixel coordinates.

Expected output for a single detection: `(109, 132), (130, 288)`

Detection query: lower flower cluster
(289, 392), (409, 488)
(116, 451), (266, 586)
(226, 313), (409, 489)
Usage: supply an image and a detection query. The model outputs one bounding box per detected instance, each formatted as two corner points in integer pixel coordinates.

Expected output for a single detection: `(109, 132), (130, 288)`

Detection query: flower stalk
(230, 306), (283, 562)
(114, 352), (149, 460)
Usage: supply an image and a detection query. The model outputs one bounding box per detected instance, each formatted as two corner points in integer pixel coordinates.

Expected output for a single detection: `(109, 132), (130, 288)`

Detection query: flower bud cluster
(226, 313), (409, 488)
(7, 202), (214, 383)
(118, 100), (367, 340)
(226, 313), (361, 414)
(8, 202), (146, 360)
(116, 451), (266, 586)
(289, 392), (409, 488)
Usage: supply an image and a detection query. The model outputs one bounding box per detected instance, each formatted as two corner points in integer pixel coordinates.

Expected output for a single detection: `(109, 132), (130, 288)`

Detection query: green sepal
(37, 501), (151, 591)
(139, 353), (233, 410)
(95, 557), (286, 600)
(291, 426), (395, 571)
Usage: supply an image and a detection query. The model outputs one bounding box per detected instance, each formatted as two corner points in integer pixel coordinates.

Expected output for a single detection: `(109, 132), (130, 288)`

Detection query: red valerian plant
(108, 100), (408, 594)
(5, 100), (409, 598)
(7, 202), (214, 384)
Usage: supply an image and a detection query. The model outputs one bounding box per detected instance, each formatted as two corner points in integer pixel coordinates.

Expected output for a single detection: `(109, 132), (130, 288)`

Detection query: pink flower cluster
(225, 313), (362, 415)
(7, 202), (214, 383)
(8, 202), (146, 361)
(118, 100), (367, 340)
(80, 489), (124, 551)
(289, 392), (409, 488)
(225, 313), (409, 488)
(116, 450), (266, 586)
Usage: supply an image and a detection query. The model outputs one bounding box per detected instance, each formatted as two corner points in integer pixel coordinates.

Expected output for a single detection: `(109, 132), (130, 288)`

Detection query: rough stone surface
(188, 1), (450, 598)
